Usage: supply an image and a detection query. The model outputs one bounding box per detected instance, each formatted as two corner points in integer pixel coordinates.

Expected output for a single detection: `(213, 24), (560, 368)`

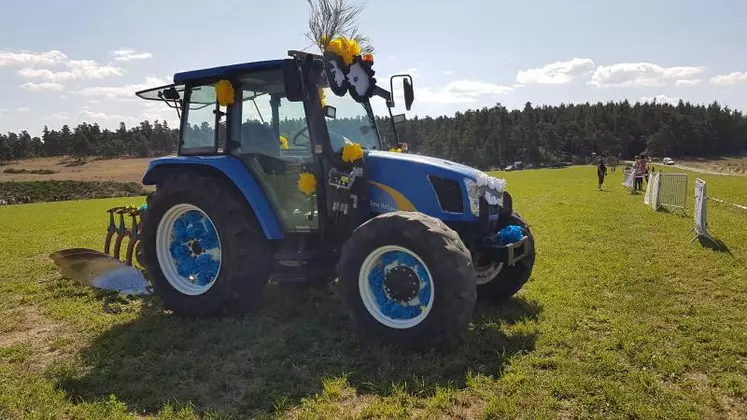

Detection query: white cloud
(16, 107), (30, 112)
(77, 108), (128, 122)
(17, 68), (75, 82)
(675, 79), (702, 87)
(443, 70), (454, 76)
(45, 113), (68, 120)
(516, 58), (595, 85)
(111, 48), (153, 62)
(73, 76), (170, 98)
(9, 49), (125, 83)
(389, 68), (419, 79)
(0, 50), (67, 67)
(709, 71), (747, 85)
(72, 102), (178, 128)
(18, 61), (125, 82)
(639, 94), (681, 105)
(66, 60), (125, 79)
(418, 80), (513, 104)
(140, 102), (178, 125)
(19, 81), (65, 91)
(590, 62), (705, 88)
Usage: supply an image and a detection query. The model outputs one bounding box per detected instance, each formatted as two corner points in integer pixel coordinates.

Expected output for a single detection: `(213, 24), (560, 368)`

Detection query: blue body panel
(141, 155), (284, 240)
(173, 60), (284, 84)
(364, 150), (480, 222)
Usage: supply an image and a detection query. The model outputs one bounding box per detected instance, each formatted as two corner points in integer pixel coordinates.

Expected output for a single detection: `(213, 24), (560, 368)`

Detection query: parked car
(504, 161), (524, 171)
(663, 157), (675, 165)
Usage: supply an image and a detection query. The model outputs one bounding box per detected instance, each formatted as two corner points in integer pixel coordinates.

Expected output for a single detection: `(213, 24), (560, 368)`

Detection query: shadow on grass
(655, 206), (689, 217)
(697, 235), (732, 255)
(54, 285), (541, 416)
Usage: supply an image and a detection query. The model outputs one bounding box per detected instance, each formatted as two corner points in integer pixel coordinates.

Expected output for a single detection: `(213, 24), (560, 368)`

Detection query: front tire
(337, 211), (477, 349)
(474, 212), (536, 301)
(141, 171), (272, 317)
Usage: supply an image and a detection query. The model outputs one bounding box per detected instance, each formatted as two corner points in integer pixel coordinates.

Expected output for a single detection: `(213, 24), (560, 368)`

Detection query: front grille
(488, 203), (499, 216)
(428, 175), (464, 213)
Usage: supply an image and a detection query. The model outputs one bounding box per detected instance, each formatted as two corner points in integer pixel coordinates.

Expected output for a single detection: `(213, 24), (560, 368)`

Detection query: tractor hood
(363, 150), (505, 222)
(366, 150), (479, 179)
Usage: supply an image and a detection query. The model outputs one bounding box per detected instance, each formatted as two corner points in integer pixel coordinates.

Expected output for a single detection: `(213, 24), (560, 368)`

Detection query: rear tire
(141, 171), (272, 317)
(337, 211), (477, 349)
(474, 212), (535, 302)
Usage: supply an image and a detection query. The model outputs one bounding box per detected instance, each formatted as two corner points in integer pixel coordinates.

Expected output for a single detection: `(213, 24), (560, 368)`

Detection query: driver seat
(237, 121), (285, 174)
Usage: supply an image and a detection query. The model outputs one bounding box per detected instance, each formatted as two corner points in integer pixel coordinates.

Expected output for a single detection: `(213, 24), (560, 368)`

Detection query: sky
(2, 0), (747, 137)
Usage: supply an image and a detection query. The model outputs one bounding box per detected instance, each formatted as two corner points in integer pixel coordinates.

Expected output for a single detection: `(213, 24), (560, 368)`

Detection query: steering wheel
(292, 127), (310, 147)
(290, 127), (352, 152)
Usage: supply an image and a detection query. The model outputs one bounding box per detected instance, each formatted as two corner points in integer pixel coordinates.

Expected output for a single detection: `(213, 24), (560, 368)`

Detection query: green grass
(0, 166), (746, 419)
(3, 168), (58, 175)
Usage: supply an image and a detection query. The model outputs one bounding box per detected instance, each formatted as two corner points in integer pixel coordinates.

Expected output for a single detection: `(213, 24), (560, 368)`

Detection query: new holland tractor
(54, 46), (536, 349)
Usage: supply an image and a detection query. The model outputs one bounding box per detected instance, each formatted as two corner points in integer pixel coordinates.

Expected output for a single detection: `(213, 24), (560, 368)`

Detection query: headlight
(463, 178), (481, 216)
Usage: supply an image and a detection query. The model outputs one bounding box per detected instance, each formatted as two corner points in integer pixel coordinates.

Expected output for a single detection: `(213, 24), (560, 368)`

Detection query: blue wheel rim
(156, 204), (222, 295)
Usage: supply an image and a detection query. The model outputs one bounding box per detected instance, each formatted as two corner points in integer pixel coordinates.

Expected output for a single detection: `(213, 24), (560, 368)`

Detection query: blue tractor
(132, 50), (535, 348)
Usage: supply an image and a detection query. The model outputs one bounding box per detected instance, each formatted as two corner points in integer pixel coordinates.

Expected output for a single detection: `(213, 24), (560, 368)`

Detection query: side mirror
(392, 113), (406, 124)
(282, 59), (305, 102)
(389, 74), (415, 110)
(161, 86), (181, 101)
(403, 78), (414, 111)
(323, 105), (337, 119)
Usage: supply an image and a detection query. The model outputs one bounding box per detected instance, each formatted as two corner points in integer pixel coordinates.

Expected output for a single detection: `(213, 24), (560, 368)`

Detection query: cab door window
(180, 84), (227, 154)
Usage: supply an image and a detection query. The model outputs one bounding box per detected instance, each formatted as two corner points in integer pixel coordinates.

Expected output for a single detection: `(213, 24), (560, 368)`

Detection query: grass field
(1, 166), (746, 419)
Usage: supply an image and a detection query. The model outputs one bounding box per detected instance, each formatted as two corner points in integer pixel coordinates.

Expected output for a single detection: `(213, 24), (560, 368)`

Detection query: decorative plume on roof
(305, 0), (377, 103)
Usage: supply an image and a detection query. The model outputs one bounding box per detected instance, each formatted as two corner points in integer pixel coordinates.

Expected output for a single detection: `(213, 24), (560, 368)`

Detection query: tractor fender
(141, 155), (283, 240)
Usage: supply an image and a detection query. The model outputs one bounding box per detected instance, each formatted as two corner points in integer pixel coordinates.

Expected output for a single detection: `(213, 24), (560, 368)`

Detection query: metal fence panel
(657, 173), (688, 214)
(622, 169), (635, 189)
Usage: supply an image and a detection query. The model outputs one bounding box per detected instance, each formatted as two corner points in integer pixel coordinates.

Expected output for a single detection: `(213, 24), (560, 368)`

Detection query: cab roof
(172, 59), (284, 84)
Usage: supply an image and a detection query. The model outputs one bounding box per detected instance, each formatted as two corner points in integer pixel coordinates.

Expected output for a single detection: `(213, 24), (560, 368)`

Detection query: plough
(103, 204), (147, 268)
(47, 195), (153, 296)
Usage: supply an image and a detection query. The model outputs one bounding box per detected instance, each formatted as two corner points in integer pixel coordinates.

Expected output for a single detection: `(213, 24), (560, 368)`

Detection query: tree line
(1, 99), (745, 168)
(378, 99), (747, 168)
(0, 120), (177, 164)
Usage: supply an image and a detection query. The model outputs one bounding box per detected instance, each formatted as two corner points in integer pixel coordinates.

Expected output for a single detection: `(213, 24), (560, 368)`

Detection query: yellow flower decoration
(215, 79), (235, 107)
(319, 88), (327, 107)
(389, 147), (403, 153)
(279, 136), (289, 150)
(342, 142), (364, 163)
(298, 172), (317, 195)
(327, 37), (361, 66)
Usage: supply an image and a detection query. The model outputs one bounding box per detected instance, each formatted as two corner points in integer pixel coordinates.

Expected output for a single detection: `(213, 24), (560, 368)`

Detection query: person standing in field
(637, 154), (649, 191)
(633, 155), (646, 191)
(597, 155), (608, 191)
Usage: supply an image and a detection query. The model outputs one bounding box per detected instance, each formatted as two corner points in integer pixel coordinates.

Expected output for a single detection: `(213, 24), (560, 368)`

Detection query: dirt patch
(276, 387), (374, 419)
(0, 156), (154, 184)
(675, 157), (747, 177)
(0, 305), (69, 370)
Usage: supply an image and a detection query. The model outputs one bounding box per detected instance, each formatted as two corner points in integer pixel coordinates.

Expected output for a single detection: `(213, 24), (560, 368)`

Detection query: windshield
(317, 83), (382, 151)
(234, 67), (381, 155)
